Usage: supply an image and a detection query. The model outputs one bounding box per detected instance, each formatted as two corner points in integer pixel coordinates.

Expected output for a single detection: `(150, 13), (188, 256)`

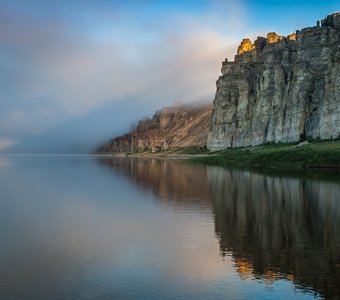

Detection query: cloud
(0, 1), (248, 151)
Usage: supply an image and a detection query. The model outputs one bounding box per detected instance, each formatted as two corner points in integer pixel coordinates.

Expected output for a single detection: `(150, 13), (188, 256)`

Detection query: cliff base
(193, 140), (340, 170)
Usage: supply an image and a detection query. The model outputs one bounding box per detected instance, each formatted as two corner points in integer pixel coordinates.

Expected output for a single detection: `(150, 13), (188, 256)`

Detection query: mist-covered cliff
(97, 103), (212, 153)
(208, 12), (340, 150)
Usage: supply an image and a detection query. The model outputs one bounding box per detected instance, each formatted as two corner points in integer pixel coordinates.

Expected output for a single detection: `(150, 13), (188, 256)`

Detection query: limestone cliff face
(208, 12), (340, 151)
(97, 103), (212, 153)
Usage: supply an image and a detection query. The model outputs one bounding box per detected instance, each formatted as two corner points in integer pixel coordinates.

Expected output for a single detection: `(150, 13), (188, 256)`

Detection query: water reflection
(208, 168), (340, 299)
(100, 157), (211, 206)
(0, 155), (223, 300)
(100, 157), (340, 299)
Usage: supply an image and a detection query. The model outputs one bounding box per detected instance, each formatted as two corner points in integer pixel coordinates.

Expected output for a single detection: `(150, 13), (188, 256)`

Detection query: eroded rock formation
(97, 103), (212, 153)
(208, 12), (340, 150)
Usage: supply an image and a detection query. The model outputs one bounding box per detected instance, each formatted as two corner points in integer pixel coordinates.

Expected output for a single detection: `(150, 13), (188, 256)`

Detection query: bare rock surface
(208, 12), (340, 151)
(97, 103), (212, 153)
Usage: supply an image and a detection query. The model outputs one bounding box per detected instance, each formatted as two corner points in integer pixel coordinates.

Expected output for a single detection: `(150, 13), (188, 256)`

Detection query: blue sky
(0, 0), (339, 152)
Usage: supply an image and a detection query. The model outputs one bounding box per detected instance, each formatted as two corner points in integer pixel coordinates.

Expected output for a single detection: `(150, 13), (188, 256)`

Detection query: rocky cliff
(97, 103), (212, 153)
(208, 12), (340, 151)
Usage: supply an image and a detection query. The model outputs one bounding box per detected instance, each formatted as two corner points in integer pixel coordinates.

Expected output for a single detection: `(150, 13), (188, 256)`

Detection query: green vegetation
(191, 141), (340, 170)
(173, 146), (211, 155)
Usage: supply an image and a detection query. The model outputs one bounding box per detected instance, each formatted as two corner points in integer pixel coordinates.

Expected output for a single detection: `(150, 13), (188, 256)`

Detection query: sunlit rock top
(266, 32), (284, 43)
(237, 38), (256, 55)
(235, 12), (340, 57)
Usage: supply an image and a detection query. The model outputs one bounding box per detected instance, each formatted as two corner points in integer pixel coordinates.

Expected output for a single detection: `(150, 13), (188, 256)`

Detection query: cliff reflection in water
(208, 167), (340, 299)
(100, 157), (211, 206)
(99, 157), (340, 299)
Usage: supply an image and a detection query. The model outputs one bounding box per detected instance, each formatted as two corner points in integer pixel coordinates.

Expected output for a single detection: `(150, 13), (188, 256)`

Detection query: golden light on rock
(237, 38), (256, 55)
(287, 33), (297, 40)
(266, 32), (284, 43)
(237, 32), (286, 55)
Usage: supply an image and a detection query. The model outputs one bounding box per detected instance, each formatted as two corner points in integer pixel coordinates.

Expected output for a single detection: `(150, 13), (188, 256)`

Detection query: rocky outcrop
(237, 38), (256, 55)
(97, 103), (212, 153)
(208, 12), (340, 151)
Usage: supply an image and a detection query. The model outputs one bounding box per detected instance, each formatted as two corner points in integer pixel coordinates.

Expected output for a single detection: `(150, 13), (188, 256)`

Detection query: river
(0, 154), (339, 299)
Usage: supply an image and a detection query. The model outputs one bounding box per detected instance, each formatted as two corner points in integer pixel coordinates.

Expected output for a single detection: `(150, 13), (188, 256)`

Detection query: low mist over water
(0, 155), (339, 299)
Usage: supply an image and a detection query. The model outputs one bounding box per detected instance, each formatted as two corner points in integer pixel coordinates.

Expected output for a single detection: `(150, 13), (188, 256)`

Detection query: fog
(0, 0), (338, 153)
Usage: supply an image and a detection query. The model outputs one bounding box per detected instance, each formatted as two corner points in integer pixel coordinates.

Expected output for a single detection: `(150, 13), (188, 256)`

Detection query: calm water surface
(0, 155), (339, 300)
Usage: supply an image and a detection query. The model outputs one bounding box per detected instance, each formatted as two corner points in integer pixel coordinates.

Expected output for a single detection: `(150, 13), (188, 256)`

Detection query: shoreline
(96, 149), (215, 160)
(191, 140), (340, 171)
(96, 140), (340, 171)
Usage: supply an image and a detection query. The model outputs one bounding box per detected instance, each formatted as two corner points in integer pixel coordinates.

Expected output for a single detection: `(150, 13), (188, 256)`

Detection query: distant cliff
(208, 12), (340, 150)
(97, 103), (212, 153)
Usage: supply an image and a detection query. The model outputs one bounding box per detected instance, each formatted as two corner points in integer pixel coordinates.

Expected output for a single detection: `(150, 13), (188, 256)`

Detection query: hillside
(97, 103), (212, 153)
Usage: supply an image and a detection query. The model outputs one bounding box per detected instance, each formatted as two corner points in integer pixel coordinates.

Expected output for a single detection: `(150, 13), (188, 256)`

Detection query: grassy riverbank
(191, 141), (340, 170)
(105, 147), (212, 159)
